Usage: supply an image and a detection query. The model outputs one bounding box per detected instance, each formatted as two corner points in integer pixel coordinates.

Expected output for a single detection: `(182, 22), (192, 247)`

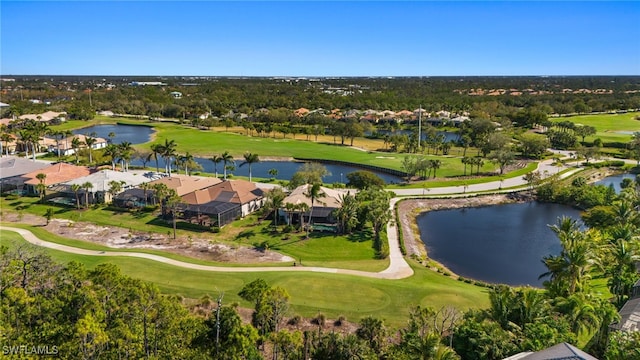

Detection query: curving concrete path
(0, 226), (413, 280)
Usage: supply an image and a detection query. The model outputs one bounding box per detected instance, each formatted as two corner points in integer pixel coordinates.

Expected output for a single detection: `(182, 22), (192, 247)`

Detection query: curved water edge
(72, 123), (156, 144)
(411, 198), (582, 287)
(80, 124), (403, 183)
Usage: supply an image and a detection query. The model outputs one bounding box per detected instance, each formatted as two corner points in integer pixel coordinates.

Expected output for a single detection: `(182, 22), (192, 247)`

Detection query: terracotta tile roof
(148, 174), (221, 196)
(181, 179), (264, 205)
(23, 163), (92, 186)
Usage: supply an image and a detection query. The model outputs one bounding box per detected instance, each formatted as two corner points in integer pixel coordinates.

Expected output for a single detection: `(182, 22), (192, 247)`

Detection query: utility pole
(417, 105), (422, 152)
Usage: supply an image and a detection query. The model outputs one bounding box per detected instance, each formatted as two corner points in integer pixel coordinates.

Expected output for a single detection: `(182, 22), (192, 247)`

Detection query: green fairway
(1, 230), (489, 326)
(553, 111), (640, 144)
(49, 116), (512, 179)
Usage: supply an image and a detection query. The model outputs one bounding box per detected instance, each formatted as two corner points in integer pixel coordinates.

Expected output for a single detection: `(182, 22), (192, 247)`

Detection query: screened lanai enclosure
(180, 201), (242, 228)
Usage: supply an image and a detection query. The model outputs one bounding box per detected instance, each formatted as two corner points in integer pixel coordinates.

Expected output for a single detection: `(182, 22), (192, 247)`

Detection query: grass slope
(2, 230), (489, 327)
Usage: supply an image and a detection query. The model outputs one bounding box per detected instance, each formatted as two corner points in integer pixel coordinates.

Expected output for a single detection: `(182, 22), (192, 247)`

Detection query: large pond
(417, 202), (583, 287)
(135, 157), (402, 184)
(368, 130), (459, 143)
(73, 124), (155, 144)
(594, 173), (637, 193)
(75, 124), (402, 183)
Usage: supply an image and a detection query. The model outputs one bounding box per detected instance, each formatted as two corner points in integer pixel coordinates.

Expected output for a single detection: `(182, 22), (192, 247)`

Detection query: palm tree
(118, 141), (133, 172)
(430, 159), (442, 178)
(220, 151), (234, 180)
(35, 173), (47, 202)
(539, 217), (594, 296)
(165, 189), (181, 240)
(150, 143), (164, 173)
(82, 181), (93, 209)
(1, 132), (13, 156)
(103, 144), (120, 171)
(107, 180), (125, 203)
(83, 135), (97, 164)
(210, 155), (222, 178)
(71, 137), (82, 164)
(263, 187), (286, 227)
(181, 152), (194, 175)
(107, 131), (116, 144)
(241, 152), (260, 182)
(62, 130), (73, 157)
(71, 184), (82, 209)
(334, 192), (358, 234)
(140, 182), (150, 206)
(304, 183), (325, 236)
(161, 139), (177, 176)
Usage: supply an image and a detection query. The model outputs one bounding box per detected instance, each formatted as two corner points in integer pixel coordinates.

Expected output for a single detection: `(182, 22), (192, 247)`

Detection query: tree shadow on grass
(236, 229), (255, 241)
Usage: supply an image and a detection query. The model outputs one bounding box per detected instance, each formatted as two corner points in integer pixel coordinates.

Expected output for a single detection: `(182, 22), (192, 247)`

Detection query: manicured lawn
(2, 231), (489, 326)
(553, 111), (640, 144)
(0, 196), (385, 271)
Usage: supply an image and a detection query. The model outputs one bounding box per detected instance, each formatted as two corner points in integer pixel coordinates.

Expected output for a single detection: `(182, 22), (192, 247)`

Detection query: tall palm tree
(150, 143), (164, 173)
(241, 152), (260, 182)
(161, 139), (177, 176)
(178, 152), (195, 176)
(118, 141), (133, 172)
(71, 184), (82, 209)
(220, 151), (234, 180)
(263, 187), (286, 227)
(0, 132), (13, 156)
(35, 173), (47, 202)
(103, 144), (120, 171)
(210, 155), (222, 178)
(430, 159), (442, 178)
(82, 181), (93, 209)
(71, 137), (82, 164)
(304, 183), (325, 236)
(83, 135), (97, 164)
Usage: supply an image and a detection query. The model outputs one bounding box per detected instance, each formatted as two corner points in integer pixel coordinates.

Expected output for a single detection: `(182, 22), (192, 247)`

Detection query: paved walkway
(0, 226), (412, 279)
(1, 152), (591, 281)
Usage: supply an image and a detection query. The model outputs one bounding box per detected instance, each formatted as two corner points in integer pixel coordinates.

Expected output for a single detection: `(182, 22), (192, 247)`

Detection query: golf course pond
(84, 123), (403, 183)
(73, 124), (155, 144)
(417, 202), (583, 287)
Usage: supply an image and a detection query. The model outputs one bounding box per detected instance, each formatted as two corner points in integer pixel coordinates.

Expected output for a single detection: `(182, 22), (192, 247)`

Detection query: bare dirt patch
(1, 212), (292, 264)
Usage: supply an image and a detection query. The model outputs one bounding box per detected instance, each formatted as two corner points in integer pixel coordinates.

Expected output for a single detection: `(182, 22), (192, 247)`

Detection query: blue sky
(1, 1), (639, 76)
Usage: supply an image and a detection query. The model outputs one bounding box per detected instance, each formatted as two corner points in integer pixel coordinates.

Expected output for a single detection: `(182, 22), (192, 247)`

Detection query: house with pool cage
(177, 179), (265, 228)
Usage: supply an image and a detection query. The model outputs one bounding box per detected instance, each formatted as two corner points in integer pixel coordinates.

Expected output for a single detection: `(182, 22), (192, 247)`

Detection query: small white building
(170, 91), (183, 99)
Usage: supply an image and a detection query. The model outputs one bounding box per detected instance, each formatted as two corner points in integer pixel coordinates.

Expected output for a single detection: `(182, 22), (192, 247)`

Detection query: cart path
(0, 226), (413, 280)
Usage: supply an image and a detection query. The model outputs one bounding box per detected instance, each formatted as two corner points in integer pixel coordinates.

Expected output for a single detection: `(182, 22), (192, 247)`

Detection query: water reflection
(417, 202), (582, 286)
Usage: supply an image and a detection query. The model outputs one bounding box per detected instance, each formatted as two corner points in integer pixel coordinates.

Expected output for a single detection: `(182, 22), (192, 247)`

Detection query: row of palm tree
(103, 141), (134, 171)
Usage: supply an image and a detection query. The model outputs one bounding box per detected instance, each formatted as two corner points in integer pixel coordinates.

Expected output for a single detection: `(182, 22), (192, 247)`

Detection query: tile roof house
(503, 342), (599, 360)
(45, 134), (108, 156)
(18, 111), (66, 123)
(148, 174), (222, 196)
(280, 184), (355, 226)
(178, 179), (265, 228)
(0, 156), (51, 191)
(58, 170), (155, 204)
(21, 163), (92, 195)
(610, 279), (640, 333)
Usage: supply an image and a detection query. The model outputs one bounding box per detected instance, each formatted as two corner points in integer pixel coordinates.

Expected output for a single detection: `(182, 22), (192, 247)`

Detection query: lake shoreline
(398, 193), (533, 280)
